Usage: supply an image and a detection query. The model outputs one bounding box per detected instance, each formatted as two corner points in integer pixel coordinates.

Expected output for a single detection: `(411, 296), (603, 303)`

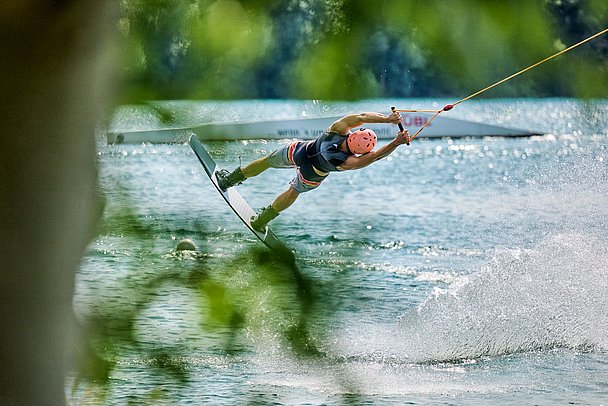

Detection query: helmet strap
(344, 138), (353, 154)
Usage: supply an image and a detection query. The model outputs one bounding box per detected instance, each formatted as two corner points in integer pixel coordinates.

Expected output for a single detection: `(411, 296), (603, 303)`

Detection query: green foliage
(116, 0), (607, 101)
(72, 188), (339, 402)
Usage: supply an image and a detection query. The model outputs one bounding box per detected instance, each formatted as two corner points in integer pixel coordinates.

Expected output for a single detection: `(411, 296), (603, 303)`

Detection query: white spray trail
(384, 233), (607, 362)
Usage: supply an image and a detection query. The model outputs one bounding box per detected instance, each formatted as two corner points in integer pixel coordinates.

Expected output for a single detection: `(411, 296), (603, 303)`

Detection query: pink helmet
(347, 128), (377, 154)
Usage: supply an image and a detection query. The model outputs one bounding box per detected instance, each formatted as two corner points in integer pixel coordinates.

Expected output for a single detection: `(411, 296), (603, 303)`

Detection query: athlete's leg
(251, 187), (300, 232)
(245, 141), (297, 179)
(270, 186), (300, 212)
(241, 155), (271, 179)
(217, 151), (275, 190)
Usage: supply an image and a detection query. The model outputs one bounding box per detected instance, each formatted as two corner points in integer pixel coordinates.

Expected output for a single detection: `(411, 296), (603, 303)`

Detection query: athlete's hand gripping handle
(391, 106), (409, 146)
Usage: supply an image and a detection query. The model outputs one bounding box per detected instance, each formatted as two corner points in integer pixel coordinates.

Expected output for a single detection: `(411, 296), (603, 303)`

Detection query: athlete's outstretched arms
(337, 130), (411, 171)
(330, 111), (402, 135)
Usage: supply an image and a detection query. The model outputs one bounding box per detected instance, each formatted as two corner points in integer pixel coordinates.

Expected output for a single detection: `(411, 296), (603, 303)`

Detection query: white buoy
(176, 239), (197, 251)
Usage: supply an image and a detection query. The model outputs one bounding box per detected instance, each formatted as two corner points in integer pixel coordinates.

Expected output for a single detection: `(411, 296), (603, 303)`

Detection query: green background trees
(117, 0), (607, 101)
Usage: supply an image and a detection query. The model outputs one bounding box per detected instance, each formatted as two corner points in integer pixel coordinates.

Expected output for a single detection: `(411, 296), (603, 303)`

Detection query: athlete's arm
(329, 111), (402, 135)
(337, 130), (411, 171)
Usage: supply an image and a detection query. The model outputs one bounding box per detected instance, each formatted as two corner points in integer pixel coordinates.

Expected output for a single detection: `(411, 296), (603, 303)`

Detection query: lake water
(73, 99), (608, 404)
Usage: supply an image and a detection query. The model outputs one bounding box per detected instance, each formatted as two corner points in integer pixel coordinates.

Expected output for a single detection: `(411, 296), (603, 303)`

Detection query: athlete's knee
(283, 186), (301, 202)
(243, 156), (270, 178)
(261, 154), (274, 166)
(271, 187), (300, 212)
(256, 155), (274, 170)
(287, 186), (300, 196)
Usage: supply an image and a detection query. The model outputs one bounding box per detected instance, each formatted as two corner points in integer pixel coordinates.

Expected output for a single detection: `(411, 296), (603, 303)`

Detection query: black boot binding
(250, 205), (280, 232)
(216, 167), (245, 191)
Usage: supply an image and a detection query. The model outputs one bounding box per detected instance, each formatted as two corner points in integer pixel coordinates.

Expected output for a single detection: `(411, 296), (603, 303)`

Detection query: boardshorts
(266, 142), (327, 193)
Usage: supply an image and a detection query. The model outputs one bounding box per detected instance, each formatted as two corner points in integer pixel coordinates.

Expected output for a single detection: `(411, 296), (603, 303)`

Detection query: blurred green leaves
(73, 186), (333, 401)
(191, 1), (272, 63)
(116, 0), (607, 101)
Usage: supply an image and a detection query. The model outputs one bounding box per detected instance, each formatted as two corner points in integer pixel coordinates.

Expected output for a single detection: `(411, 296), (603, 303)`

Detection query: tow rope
(392, 27), (608, 142)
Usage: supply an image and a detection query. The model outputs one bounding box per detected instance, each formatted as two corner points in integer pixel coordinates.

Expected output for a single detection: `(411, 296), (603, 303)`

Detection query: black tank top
(292, 131), (352, 182)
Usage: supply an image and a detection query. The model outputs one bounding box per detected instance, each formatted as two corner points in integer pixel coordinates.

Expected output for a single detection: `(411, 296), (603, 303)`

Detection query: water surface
(74, 99), (608, 404)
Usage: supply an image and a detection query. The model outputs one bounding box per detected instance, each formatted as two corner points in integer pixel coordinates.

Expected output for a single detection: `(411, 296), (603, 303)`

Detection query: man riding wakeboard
(216, 111), (410, 232)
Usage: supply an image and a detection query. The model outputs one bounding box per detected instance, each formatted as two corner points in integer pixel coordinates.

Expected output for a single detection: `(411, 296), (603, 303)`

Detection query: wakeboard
(189, 134), (288, 252)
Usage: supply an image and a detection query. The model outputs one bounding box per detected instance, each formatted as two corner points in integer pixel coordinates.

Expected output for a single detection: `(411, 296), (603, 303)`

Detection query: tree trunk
(0, 2), (114, 404)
